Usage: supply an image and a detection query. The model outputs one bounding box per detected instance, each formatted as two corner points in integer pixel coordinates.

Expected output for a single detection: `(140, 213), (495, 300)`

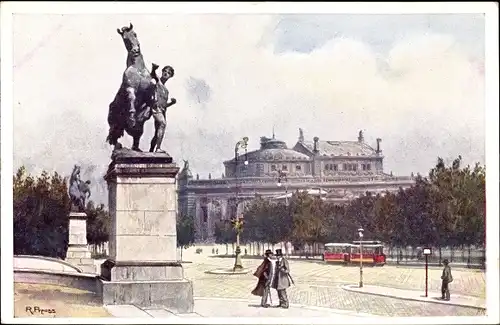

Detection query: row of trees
(214, 156), (486, 254)
(13, 155), (485, 258)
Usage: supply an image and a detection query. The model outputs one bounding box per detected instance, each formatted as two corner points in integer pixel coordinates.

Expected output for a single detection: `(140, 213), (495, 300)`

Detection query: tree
(177, 215), (195, 261)
(289, 191), (328, 254)
(13, 166), (70, 258)
(86, 202), (110, 254)
(344, 192), (378, 240)
(214, 220), (233, 254)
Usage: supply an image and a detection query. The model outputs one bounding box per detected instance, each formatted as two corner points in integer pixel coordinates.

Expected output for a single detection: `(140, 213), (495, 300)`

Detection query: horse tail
(106, 99), (126, 145)
(106, 126), (124, 145)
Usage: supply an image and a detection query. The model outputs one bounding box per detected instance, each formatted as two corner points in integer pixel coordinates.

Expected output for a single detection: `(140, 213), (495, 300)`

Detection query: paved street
(106, 298), (379, 318)
(178, 247), (486, 317)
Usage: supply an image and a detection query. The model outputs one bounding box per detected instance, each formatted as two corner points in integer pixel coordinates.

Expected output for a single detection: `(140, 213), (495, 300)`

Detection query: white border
(1, 1), (499, 324)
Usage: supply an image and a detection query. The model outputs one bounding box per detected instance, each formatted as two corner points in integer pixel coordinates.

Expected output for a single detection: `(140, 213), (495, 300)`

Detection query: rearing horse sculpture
(106, 23), (157, 152)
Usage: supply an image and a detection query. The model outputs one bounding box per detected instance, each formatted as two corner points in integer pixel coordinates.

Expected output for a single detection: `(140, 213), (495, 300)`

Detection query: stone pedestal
(99, 151), (194, 313)
(65, 212), (96, 273)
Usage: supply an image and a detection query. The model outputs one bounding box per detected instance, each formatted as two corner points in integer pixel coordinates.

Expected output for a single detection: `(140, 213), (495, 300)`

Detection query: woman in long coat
(251, 249), (273, 307)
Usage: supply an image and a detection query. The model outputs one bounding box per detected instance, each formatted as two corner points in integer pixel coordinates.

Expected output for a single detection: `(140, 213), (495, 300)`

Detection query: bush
(195, 248), (203, 254)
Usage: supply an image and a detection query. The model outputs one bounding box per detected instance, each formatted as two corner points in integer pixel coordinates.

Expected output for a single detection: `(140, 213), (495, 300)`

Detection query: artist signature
(25, 306), (56, 316)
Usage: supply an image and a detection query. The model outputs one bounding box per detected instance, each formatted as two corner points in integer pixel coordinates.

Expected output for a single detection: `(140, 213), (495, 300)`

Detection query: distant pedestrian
(251, 249), (274, 308)
(216, 248), (219, 255)
(245, 248), (248, 255)
(212, 248), (215, 254)
(441, 259), (453, 301)
(272, 248), (292, 309)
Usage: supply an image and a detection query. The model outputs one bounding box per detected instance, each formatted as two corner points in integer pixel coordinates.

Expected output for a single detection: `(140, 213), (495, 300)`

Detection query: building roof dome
(224, 135), (310, 164)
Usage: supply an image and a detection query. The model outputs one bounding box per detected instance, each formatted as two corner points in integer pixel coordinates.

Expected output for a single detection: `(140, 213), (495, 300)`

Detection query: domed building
(178, 129), (416, 242)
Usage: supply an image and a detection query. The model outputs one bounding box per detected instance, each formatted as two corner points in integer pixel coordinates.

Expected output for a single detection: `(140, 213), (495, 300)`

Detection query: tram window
(363, 247), (375, 254)
(333, 164), (338, 171)
(367, 164), (371, 170)
(296, 165), (302, 171)
(271, 165), (277, 171)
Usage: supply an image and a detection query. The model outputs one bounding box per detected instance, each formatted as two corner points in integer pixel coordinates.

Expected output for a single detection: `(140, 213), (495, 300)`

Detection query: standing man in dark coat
(441, 259), (453, 301)
(272, 249), (292, 309)
(251, 249), (274, 308)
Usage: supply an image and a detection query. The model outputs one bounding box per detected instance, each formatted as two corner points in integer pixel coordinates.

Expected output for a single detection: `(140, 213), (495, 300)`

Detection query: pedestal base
(99, 278), (194, 313)
(100, 260), (184, 281)
(66, 245), (96, 273)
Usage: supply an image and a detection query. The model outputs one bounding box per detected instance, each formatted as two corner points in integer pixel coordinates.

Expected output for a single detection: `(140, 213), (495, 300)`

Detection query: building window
(325, 163), (337, 171)
(271, 164), (277, 171)
(282, 165), (288, 171)
(296, 165), (302, 171)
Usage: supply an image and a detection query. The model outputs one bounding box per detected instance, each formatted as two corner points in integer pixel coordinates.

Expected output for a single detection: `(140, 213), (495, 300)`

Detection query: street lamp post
(358, 228), (364, 288)
(276, 169), (289, 206)
(233, 137), (248, 271)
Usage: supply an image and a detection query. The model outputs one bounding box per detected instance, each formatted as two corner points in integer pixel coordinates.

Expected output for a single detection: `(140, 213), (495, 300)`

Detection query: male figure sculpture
(149, 63), (177, 153)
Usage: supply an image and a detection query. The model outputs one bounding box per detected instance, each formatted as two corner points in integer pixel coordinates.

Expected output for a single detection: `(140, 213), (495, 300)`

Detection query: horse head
(117, 23), (141, 57)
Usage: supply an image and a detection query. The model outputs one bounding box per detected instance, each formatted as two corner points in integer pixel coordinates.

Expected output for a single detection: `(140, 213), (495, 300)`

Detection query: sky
(11, 12), (486, 205)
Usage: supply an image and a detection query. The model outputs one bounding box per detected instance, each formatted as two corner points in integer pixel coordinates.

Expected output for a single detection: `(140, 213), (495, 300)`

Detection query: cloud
(12, 14), (485, 205)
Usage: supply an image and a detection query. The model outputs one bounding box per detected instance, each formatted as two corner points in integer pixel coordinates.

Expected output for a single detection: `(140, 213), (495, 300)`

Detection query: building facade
(178, 129), (416, 243)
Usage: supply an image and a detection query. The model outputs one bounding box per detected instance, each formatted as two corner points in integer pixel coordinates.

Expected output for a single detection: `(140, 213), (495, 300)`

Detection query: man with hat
(272, 248), (292, 309)
(440, 259), (453, 301)
(251, 249), (274, 308)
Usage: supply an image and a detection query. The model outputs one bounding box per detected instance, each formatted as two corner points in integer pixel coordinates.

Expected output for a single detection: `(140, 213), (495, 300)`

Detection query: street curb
(208, 255), (485, 270)
(341, 284), (486, 310)
(205, 268), (252, 275)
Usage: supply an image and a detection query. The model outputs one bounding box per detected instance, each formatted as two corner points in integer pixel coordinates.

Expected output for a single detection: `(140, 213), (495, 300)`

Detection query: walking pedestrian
(272, 248), (292, 309)
(251, 249), (274, 308)
(441, 259), (453, 301)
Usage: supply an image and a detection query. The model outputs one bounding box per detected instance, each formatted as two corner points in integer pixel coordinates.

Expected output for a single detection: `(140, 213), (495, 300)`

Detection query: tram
(323, 243), (352, 264)
(323, 240), (386, 266)
(351, 241), (386, 266)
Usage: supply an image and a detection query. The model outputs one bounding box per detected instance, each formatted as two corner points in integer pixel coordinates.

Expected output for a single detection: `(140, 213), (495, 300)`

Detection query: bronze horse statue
(106, 23), (157, 152)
